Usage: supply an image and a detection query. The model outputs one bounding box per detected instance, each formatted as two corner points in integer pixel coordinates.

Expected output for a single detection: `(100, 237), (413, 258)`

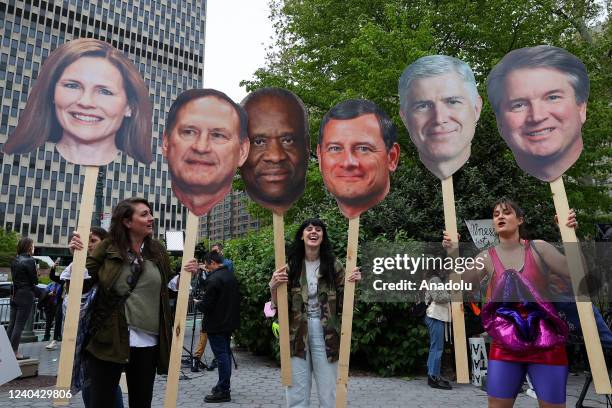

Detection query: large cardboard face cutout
(162, 89), (250, 216)
(317, 99), (400, 219)
(399, 55), (482, 180)
(2, 38), (152, 166)
(487, 45), (588, 182)
(240, 88), (309, 215)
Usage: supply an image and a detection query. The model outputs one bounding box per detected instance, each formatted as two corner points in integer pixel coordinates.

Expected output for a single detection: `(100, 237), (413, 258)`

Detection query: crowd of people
(6, 196), (610, 408)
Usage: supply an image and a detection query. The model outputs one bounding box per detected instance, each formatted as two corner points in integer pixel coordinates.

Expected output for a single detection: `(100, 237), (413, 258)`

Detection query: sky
(203, 0), (276, 102)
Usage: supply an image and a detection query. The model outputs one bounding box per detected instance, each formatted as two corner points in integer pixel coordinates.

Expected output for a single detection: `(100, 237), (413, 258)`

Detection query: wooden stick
(164, 212), (199, 407)
(54, 166), (99, 406)
(549, 177), (611, 394)
(441, 177), (469, 384)
(273, 213), (292, 385)
(335, 216), (359, 407)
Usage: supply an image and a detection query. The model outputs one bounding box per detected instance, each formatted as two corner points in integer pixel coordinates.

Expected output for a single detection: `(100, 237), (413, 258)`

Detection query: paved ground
(1, 321), (609, 407)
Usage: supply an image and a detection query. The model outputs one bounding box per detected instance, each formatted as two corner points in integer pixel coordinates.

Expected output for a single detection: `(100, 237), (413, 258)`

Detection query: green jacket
(287, 260), (345, 362)
(85, 239), (173, 374)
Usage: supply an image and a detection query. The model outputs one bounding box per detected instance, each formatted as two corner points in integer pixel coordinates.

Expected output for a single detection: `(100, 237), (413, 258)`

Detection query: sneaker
(428, 375), (452, 390)
(191, 358), (200, 372)
(46, 340), (57, 350)
(204, 390), (231, 403)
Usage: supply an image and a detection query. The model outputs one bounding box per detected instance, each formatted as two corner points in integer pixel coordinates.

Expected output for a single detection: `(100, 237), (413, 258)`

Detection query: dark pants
(208, 333), (232, 394)
(53, 301), (63, 340)
(44, 303), (57, 340)
(82, 384), (124, 408)
(7, 288), (34, 352)
(87, 346), (157, 408)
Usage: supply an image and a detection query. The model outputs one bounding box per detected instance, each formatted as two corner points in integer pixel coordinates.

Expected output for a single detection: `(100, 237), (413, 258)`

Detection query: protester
(7, 237), (38, 360)
(83, 198), (197, 408)
(190, 259), (212, 372)
(63, 226), (123, 407)
(42, 278), (62, 349)
(268, 218), (361, 407)
(423, 269), (452, 390)
(195, 251), (241, 403)
(45, 259), (64, 350)
(444, 198), (576, 407)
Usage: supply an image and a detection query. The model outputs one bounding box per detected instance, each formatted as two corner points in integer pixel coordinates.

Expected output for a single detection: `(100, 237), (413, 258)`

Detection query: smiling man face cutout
(162, 89), (250, 216)
(487, 45), (588, 182)
(317, 99), (400, 219)
(399, 55), (482, 180)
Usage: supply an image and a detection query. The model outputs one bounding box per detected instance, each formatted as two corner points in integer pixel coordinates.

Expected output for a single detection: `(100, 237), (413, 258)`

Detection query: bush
(0, 251), (14, 267)
(225, 221), (430, 376)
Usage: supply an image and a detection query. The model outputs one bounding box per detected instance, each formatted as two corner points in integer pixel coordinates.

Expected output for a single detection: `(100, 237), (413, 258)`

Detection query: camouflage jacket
(287, 260), (345, 362)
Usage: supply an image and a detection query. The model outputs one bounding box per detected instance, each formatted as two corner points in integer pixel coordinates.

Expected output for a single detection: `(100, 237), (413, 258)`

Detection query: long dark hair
(493, 197), (526, 241)
(108, 197), (164, 264)
(287, 218), (338, 287)
(16, 237), (33, 255)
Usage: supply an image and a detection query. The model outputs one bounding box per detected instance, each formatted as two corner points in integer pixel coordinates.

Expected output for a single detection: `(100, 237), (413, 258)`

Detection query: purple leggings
(487, 360), (568, 404)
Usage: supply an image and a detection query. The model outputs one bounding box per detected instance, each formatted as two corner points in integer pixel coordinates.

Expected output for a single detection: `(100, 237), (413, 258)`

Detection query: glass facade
(0, 0), (205, 250)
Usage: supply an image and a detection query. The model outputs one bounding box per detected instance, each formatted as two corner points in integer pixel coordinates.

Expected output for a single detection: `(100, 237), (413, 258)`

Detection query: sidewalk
(1, 323), (609, 407)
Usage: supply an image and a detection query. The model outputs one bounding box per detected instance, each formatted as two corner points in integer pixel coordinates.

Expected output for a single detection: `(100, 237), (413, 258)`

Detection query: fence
(0, 295), (199, 341)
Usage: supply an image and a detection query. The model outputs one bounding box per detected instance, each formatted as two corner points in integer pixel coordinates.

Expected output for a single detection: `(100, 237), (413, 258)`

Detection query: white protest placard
(100, 212), (112, 231)
(165, 230), (185, 252)
(469, 337), (488, 386)
(465, 219), (498, 249)
(0, 325), (22, 386)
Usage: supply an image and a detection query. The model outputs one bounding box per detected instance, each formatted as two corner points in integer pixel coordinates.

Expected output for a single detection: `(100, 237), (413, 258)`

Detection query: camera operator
(195, 251), (240, 403)
(191, 243), (234, 372)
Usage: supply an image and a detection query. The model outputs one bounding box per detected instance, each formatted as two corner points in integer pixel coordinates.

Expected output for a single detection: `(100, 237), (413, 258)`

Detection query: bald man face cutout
(241, 89), (309, 214)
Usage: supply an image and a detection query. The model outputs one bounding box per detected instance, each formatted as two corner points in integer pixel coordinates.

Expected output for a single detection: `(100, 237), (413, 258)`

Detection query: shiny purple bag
(481, 269), (568, 352)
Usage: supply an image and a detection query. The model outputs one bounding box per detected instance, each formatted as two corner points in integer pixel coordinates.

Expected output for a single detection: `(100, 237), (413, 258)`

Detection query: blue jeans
(208, 333), (232, 394)
(424, 316), (445, 377)
(286, 317), (338, 408)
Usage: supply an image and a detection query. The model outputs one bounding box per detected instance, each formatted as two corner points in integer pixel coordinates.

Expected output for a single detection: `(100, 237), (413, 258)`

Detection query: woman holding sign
(84, 198), (197, 408)
(444, 198), (576, 407)
(269, 218), (361, 407)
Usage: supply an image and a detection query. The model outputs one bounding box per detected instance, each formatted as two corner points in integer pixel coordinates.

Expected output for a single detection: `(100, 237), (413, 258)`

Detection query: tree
(0, 227), (18, 267)
(242, 0), (611, 240)
(231, 0), (612, 375)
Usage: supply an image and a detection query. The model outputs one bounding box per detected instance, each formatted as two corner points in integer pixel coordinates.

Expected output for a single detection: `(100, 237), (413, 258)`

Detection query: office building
(0, 0), (205, 254)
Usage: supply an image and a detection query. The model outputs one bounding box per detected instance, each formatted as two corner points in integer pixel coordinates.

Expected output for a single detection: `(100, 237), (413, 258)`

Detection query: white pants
(286, 317), (338, 408)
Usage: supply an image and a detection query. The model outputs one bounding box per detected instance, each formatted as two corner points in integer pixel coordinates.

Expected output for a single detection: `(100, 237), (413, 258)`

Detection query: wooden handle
(441, 177), (469, 384)
(164, 212), (199, 407)
(54, 166), (99, 406)
(335, 217), (359, 407)
(273, 213), (292, 386)
(550, 177), (611, 394)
